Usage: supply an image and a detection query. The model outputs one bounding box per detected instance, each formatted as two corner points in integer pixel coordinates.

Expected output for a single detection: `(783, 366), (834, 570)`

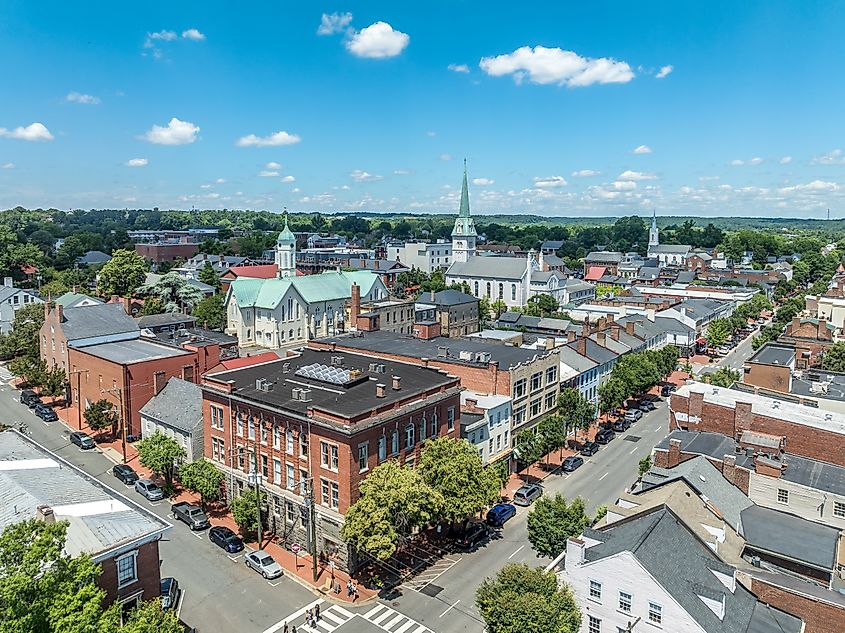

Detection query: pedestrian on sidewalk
(346, 580), (353, 597)
(315, 604), (320, 620)
(290, 626), (296, 633)
(352, 581), (359, 602)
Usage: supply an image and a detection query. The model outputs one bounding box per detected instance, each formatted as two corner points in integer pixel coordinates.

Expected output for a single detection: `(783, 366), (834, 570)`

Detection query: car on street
(171, 501), (210, 530)
(486, 503), (517, 527)
(245, 551), (283, 579)
(513, 483), (543, 506)
(134, 479), (164, 501)
(624, 409), (642, 423)
(69, 431), (95, 450)
(639, 401), (656, 412)
(20, 389), (42, 408)
(209, 525), (245, 553)
(33, 403), (58, 422)
(595, 428), (616, 444)
(562, 456), (584, 472)
(612, 419), (630, 433)
(661, 385), (673, 397)
(455, 522), (490, 550)
(160, 577), (180, 611)
(580, 441), (600, 456)
(112, 464), (139, 485)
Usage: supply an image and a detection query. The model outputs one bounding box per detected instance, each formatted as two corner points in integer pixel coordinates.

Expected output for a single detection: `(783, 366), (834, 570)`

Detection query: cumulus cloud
(125, 158), (148, 167)
(147, 30), (177, 42)
(812, 149), (845, 165)
(730, 157), (763, 166)
(181, 28), (205, 41)
(780, 156), (793, 165)
(1, 163), (15, 169)
(532, 176), (568, 188)
(779, 180), (840, 193)
(215, 178), (226, 184)
(0, 122), (54, 142)
(142, 118), (199, 145)
(350, 169), (384, 182)
(66, 92), (100, 105)
(317, 12), (353, 35)
(632, 144), (653, 154)
(448, 63), (470, 73)
(258, 170), (279, 177)
(572, 169), (600, 177)
(393, 169), (412, 175)
(236, 130), (301, 147)
(281, 175), (295, 183)
(439, 153), (452, 161)
(655, 65), (673, 79)
(479, 46), (634, 87)
(472, 177), (495, 186)
(699, 175), (720, 181)
(426, 131), (437, 137)
(346, 22), (409, 58)
(265, 161), (282, 169)
(618, 170), (657, 181)
(612, 180), (637, 190)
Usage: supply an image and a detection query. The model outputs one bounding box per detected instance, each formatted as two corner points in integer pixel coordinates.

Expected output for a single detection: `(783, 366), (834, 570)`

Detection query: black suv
(595, 428), (616, 444)
(612, 418), (630, 432)
(112, 464), (139, 485)
(455, 522), (490, 550)
(20, 390), (41, 408)
(33, 403), (58, 422)
(580, 441), (600, 456)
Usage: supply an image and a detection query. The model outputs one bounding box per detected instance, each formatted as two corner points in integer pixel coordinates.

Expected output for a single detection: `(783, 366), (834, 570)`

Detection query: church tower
(648, 209), (659, 249)
(451, 159), (477, 263)
(275, 213), (297, 278)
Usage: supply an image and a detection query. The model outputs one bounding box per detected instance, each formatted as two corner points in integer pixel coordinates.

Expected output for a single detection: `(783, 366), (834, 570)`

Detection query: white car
(245, 551), (283, 579)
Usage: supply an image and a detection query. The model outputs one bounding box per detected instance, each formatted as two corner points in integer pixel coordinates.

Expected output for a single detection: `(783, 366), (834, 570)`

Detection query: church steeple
(275, 210), (297, 278)
(458, 159), (471, 218)
(451, 160), (477, 263)
(648, 209), (659, 248)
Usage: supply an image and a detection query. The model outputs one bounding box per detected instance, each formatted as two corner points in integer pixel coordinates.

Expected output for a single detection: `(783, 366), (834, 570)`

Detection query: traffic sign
(291, 543), (301, 554)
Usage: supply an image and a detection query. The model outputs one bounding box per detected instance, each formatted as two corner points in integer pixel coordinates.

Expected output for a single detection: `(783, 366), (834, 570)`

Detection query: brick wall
(96, 540), (161, 605)
(746, 574), (845, 633)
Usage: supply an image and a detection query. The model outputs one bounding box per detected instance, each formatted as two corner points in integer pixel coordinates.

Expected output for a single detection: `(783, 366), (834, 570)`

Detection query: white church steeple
(275, 212), (297, 278)
(648, 209), (659, 248)
(451, 159), (477, 263)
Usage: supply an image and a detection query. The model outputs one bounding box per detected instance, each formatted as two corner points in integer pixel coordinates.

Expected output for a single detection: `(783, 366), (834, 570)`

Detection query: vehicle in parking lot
(112, 464), (139, 485)
(456, 522), (490, 550)
(69, 431), (95, 449)
(661, 385), (673, 397)
(595, 428), (616, 444)
(160, 577), (180, 610)
(639, 401), (655, 412)
(20, 389), (42, 408)
(562, 456), (584, 472)
(134, 479), (164, 501)
(624, 409), (642, 423)
(209, 525), (245, 553)
(486, 503), (517, 527)
(513, 483), (543, 506)
(612, 419), (630, 433)
(245, 551), (283, 579)
(171, 502), (210, 530)
(580, 441), (599, 456)
(33, 403), (58, 422)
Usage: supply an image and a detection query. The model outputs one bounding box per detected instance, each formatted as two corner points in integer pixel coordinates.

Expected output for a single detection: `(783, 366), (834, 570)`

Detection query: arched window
(498, 283), (504, 299)
(474, 281), (479, 296)
(511, 284), (517, 301)
(405, 423), (415, 449)
(391, 430), (399, 455)
(486, 282), (491, 297)
(419, 413), (427, 442)
(431, 411), (438, 437)
(280, 306), (285, 321)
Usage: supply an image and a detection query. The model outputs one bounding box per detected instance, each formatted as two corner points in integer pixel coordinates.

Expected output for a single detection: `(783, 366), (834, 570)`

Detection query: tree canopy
(136, 431), (186, 488)
(136, 272), (204, 313)
(97, 249), (148, 298)
(526, 494), (592, 558)
(192, 293), (225, 329)
(179, 459), (224, 508)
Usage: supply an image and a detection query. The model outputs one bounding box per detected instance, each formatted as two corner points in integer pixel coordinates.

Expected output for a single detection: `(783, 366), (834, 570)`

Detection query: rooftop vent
(282, 362), (291, 373)
(36, 505), (55, 524)
(255, 378), (274, 392)
(291, 387), (311, 401)
(475, 351), (491, 364)
(437, 346), (449, 358)
(330, 355), (344, 367)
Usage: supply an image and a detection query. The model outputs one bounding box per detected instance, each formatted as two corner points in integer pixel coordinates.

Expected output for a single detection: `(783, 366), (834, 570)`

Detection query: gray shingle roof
(446, 256), (528, 280)
(76, 250), (112, 265)
(62, 303), (139, 342)
(651, 244), (692, 254)
(433, 289), (477, 306)
(54, 292), (103, 308)
(140, 378), (203, 433)
(585, 251), (623, 263)
(135, 313), (198, 329)
(557, 345), (597, 372)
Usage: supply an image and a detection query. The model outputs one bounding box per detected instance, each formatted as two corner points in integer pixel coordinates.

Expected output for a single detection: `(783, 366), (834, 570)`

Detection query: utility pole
(101, 385), (127, 463)
(68, 369), (88, 429)
(249, 462), (263, 550)
(308, 479), (318, 582)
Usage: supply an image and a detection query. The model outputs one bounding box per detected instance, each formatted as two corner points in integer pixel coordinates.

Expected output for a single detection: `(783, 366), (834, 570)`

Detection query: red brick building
(135, 241), (199, 270)
(778, 317), (837, 368)
(201, 348), (461, 571)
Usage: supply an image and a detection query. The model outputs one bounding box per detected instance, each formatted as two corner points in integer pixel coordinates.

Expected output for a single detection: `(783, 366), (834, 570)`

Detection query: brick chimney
(625, 321), (635, 336)
(567, 330), (577, 343)
(350, 283), (361, 324)
(56, 303), (63, 322)
(545, 337), (555, 351)
(610, 327), (620, 341)
(668, 438), (682, 467)
(596, 331), (607, 347)
(375, 383), (386, 398)
(576, 336), (587, 356)
(122, 297), (132, 315)
(818, 318), (830, 340)
(722, 454), (737, 485)
(392, 375), (402, 390)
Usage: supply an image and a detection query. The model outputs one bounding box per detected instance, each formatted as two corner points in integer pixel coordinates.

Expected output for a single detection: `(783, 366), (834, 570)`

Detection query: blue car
(486, 503), (517, 527)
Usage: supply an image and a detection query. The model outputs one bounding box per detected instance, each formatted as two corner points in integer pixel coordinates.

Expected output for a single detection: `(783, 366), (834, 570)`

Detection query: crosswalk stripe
(391, 621), (417, 633)
(320, 610), (346, 625)
(364, 604), (387, 619)
(314, 620), (334, 632)
(411, 625), (430, 633)
(332, 605), (354, 619)
(384, 613), (406, 630)
(372, 608), (396, 625)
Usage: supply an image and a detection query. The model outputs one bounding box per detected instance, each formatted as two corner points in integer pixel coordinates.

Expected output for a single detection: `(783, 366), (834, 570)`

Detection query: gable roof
(585, 266), (606, 281)
(139, 378), (203, 433)
(585, 251), (623, 263)
(229, 270), (382, 309)
(446, 256), (528, 281)
(61, 303), (139, 343)
(76, 250), (112, 265)
(226, 264), (279, 279)
(433, 289), (477, 306)
(54, 292), (103, 308)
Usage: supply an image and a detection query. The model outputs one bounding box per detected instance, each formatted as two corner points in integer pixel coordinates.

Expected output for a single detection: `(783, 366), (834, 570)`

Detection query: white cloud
(532, 175), (568, 188)
(612, 180), (637, 190)
(479, 45), (634, 87)
(655, 65), (673, 79)
(780, 156), (793, 165)
(350, 169), (384, 182)
(632, 144), (652, 154)
(236, 130), (301, 147)
(291, 187), (301, 193)
(125, 158), (148, 167)
(439, 153), (452, 161)
(618, 170), (657, 181)
(699, 175), (720, 181)
(142, 118), (199, 145)
(200, 184), (212, 189)
(393, 169), (412, 175)
(258, 170), (279, 177)
(812, 149), (845, 165)
(317, 12), (353, 35)
(426, 131), (437, 137)
(730, 157), (763, 166)
(779, 180), (840, 193)
(281, 175), (295, 183)
(181, 28), (205, 41)
(147, 30), (177, 42)
(0, 122), (54, 142)
(346, 22), (409, 59)
(448, 63), (470, 73)
(215, 178), (226, 184)
(472, 177), (495, 186)
(572, 169), (600, 177)
(265, 161), (282, 169)
(66, 92), (100, 105)
(1, 163), (15, 169)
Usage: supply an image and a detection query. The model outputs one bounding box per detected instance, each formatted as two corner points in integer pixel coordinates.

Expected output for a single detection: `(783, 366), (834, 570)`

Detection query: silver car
(245, 551), (283, 579)
(134, 479), (164, 501)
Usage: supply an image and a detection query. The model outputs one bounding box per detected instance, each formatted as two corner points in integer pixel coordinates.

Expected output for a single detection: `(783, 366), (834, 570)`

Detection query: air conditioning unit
(331, 356), (344, 367)
(255, 378), (273, 392)
(475, 351), (491, 363)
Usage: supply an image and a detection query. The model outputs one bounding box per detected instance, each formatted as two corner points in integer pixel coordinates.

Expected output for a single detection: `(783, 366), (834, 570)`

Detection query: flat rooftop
(748, 343), (796, 367)
(78, 338), (193, 364)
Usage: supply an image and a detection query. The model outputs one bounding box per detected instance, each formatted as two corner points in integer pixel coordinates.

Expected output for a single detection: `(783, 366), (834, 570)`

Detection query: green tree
(84, 399), (119, 436)
(0, 303), (45, 362)
(537, 415), (568, 463)
(593, 504), (608, 525)
(121, 599), (183, 633)
(192, 293), (226, 329)
(41, 364), (69, 397)
(136, 431), (186, 488)
(823, 342), (845, 372)
(708, 367), (740, 388)
(136, 272), (204, 312)
(476, 563), (581, 633)
(179, 459), (224, 509)
(9, 355), (46, 387)
(418, 437), (501, 525)
(231, 488), (263, 540)
(198, 262), (221, 292)
(598, 378), (627, 417)
(527, 294), (559, 317)
(97, 248), (148, 297)
(706, 318), (732, 347)
(557, 388), (595, 440)
(526, 494), (591, 557)
(139, 297), (165, 316)
(638, 455), (653, 478)
(491, 299), (507, 318)
(513, 430), (544, 468)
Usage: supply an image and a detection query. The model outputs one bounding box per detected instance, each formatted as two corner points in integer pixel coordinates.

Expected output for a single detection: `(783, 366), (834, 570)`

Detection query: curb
(278, 568), (380, 606)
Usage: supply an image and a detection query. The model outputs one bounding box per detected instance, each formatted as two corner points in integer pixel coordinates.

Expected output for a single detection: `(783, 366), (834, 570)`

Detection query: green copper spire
(459, 158), (471, 218)
(452, 159), (477, 238)
(277, 211), (295, 244)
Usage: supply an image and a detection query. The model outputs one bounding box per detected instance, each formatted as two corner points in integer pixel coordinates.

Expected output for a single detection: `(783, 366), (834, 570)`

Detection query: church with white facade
(646, 211), (692, 266)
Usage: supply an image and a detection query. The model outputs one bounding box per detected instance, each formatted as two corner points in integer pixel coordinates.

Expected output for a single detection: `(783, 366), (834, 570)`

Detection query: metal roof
(61, 303), (139, 342)
(139, 377), (203, 433)
(446, 256), (528, 280)
(77, 338), (192, 364)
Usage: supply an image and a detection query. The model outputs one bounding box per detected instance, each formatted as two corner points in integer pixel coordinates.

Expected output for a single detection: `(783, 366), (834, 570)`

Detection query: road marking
(175, 588), (185, 621)
(262, 598), (324, 633)
(192, 532), (203, 539)
(321, 611), (346, 625)
(365, 605), (386, 619)
(653, 427), (661, 432)
(268, 580), (282, 587)
(439, 599), (460, 618)
(332, 606), (353, 618)
(599, 472), (608, 481)
(630, 448), (637, 454)
(148, 502), (161, 507)
(385, 613), (407, 629)
(508, 545), (525, 559)
(227, 554), (242, 562)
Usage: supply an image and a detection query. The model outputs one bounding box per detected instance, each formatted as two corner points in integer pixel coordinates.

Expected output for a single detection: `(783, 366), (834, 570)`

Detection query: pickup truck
(171, 502), (210, 530)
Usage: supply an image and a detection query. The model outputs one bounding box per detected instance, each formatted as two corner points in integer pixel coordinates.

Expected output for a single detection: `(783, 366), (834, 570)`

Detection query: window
(378, 436), (386, 461)
(116, 551), (138, 588)
(530, 372), (543, 392)
(330, 481), (339, 509)
(358, 442), (369, 472)
(488, 437), (493, 453)
(330, 445), (338, 470)
(248, 418), (255, 440)
(513, 407), (525, 427)
(530, 398), (541, 418)
(273, 458), (281, 484)
(589, 579), (602, 601)
(498, 282), (503, 299)
(777, 488), (789, 504)
(273, 425), (281, 450)
(236, 414), (244, 437)
(286, 429), (294, 454)
(260, 423), (268, 445)
(287, 464), (295, 490)
(211, 437), (225, 462)
(447, 407), (455, 432)
(391, 430), (399, 455)
(236, 445), (245, 469)
(474, 281), (479, 296)
(511, 284), (517, 301)
(321, 478), (330, 506)
(545, 391), (556, 411)
(496, 434), (501, 451)
(546, 366), (557, 384)
(431, 411), (438, 437)
(648, 602), (662, 625)
(588, 616), (601, 633)
(285, 500), (296, 524)
(405, 423), (415, 449)
(486, 282), (491, 297)
(261, 454), (269, 477)
(513, 378), (527, 399)
(210, 405), (224, 430)
(618, 590), (632, 613)
(419, 416), (426, 442)
(320, 441), (330, 468)
(834, 501), (845, 518)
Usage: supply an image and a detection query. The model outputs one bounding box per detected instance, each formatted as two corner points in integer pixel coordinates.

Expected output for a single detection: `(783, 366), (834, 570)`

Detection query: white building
(139, 377), (203, 460)
(460, 392), (512, 465)
(0, 280), (43, 333)
(647, 211), (693, 266)
(386, 241), (452, 273)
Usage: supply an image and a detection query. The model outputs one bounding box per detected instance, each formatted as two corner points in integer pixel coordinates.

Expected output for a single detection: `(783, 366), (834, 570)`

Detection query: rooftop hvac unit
(437, 346), (449, 358)
(459, 350), (473, 361)
(475, 351), (491, 363)
(255, 378), (274, 392)
(331, 355), (344, 367)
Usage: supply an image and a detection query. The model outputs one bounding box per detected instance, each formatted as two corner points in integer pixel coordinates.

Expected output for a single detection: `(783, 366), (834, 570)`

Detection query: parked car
(639, 401), (656, 412)
(160, 577), (180, 611)
(245, 551), (283, 579)
(455, 522), (490, 550)
(69, 431), (95, 450)
(612, 419), (630, 433)
(112, 464), (139, 485)
(33, 403), (58, 422)
(562, 456), (584, 472)
(513, 483), (543, 506)
(580, 441), (600, 456)
(171, 502), (210, 530)
(624, 409), (642, 423)
(486, 503), (517, 527)
(595, 428), (616, 444)
(661, 385), (673, 397)
(209, 525), (245, 553)
(20, 389), (41, 408)
(134, 479), (164, 501)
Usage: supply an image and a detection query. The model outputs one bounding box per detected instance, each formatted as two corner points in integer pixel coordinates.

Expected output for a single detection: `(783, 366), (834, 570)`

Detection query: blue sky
(1, 1), (845, 217)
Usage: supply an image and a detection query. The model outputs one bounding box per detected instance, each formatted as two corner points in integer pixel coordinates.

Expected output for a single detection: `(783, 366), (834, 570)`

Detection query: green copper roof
(277, 215), (295, 244)
(452, 159), (477, 237)
(228, 271), (383, 309)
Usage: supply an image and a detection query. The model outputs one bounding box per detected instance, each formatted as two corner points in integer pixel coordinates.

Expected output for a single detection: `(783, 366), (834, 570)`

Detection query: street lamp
(247, 469), (264, 550)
